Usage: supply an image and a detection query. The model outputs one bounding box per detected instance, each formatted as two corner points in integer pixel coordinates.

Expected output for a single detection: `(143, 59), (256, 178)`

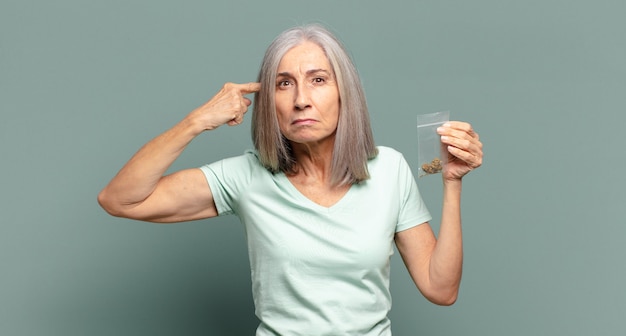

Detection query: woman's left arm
(395, 121), (483, 305)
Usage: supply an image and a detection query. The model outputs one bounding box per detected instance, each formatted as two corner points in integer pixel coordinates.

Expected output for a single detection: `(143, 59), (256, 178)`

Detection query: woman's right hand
(188, 82), (261, 132)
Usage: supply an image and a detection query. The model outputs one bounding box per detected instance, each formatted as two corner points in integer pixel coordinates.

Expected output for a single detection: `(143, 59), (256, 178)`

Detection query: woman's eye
(313, 77), (325, 84)
(277, 80), (291, 88)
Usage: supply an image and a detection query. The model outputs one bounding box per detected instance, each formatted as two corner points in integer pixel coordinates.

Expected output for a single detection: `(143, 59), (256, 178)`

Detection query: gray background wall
(2, 0), (625, 335)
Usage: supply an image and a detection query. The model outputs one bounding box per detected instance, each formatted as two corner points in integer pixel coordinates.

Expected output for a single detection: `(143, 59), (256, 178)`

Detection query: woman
(98, 24), (483, 335)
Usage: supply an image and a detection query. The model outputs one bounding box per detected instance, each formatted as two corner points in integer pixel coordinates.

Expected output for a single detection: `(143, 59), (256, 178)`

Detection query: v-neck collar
(275, 172), (357, 213)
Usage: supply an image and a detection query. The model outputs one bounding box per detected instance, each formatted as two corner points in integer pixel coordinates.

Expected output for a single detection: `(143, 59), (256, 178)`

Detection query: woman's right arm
(97, 82), (260, 223)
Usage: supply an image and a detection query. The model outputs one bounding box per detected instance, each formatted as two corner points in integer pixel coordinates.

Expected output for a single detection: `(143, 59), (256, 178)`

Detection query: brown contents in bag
(421, 157), (443, 174)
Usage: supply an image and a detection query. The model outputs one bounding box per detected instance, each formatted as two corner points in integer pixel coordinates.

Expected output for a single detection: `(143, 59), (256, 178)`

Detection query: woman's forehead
(277, 42), (332, 73)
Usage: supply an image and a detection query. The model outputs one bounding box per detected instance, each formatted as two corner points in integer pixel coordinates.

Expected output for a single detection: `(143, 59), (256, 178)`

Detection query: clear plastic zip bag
(417, 111), (449, 177)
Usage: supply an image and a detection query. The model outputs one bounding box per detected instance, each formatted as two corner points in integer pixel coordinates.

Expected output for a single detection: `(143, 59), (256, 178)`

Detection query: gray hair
(252, 24), (378, 186)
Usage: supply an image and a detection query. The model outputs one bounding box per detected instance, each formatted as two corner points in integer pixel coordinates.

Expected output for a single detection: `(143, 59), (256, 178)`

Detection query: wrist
(180, 112), (210, 136)
(442, 177), (462, 191)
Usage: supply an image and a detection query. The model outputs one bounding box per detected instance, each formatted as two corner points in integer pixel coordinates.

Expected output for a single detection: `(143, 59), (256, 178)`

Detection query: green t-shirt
(200, 146), (431, 335)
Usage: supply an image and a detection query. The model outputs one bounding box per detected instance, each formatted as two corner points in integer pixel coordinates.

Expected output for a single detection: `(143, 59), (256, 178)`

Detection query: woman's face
(274, 41), (340, 148)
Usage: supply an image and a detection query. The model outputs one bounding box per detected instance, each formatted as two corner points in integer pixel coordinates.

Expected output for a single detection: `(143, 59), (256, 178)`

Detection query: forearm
(98, 117), (202, 210)
(429, 179), (463, 302)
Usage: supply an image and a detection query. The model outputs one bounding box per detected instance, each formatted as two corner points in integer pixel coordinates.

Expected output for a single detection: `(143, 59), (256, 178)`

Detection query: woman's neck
(289, 138), (335, 184)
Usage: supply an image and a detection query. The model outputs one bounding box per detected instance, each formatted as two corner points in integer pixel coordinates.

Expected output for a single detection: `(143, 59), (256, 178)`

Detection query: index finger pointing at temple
(239, 82), (261, 94)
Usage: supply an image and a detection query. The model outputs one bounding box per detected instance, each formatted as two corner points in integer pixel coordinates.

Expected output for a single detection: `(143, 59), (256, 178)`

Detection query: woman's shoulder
(365, 146), (416, 190)
(222, 149), (260, 163)
(208, 149), (260, 165)
(198, 150), (272, 195)
(200, 149), (265, 176)
(367, 146), (410, 173)
(375, 145), (402, 157)
(372, 145), (406, 163)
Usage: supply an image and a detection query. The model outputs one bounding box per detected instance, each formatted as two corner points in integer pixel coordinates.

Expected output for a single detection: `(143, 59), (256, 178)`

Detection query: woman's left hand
(437, 121), (483, 181)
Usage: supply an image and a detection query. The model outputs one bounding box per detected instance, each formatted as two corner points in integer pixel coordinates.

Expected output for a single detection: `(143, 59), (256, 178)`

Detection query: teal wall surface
(2, 0), (625, 335)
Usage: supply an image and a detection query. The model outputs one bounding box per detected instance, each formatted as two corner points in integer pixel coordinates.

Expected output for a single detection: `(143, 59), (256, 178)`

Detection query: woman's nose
(294, 84), (311, 110)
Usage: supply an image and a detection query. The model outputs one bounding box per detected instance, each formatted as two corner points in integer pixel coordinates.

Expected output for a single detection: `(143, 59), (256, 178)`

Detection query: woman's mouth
(292, 118), (317, 125)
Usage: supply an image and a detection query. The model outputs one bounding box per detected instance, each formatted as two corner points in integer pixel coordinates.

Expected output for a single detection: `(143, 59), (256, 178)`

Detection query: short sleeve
(198, 151), (258, 216)
(395, 153), (432, 232)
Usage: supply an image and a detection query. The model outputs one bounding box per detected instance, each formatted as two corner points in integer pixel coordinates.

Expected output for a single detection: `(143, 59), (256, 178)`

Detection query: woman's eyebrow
(276, 72), (294, 78)
(276, 69), (331, 78)
(306, 69), (331, 76)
